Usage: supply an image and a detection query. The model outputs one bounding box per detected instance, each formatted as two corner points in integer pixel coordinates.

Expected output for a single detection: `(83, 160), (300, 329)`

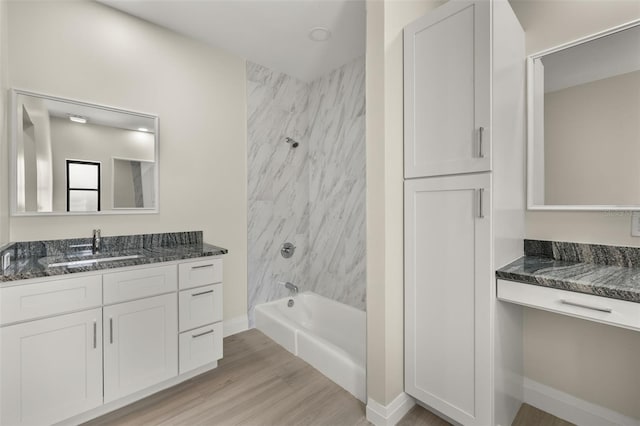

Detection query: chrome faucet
(284, 281), (298, 295)
(92, 229), (101, 254)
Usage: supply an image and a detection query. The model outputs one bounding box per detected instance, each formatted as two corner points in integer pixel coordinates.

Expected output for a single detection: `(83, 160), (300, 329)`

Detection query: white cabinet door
(0, 309), (103, 426)
(405, 174), (491, 426)
(404, 0), (490, 178)
(103, 293), (178, 403)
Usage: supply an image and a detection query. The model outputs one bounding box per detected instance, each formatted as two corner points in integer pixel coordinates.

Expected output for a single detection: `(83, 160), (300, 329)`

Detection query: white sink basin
(45, 254), (143, 268)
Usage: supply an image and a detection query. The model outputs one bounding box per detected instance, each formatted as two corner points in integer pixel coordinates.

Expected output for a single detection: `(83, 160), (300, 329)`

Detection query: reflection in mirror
(11, 90), (158, 215)
(113, 159), (156, 209)
(528, 21), (640, 210)
(67, 160), (101, 212)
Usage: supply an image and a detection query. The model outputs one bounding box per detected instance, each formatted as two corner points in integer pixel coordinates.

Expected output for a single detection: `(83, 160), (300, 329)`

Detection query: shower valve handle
(281, 242), (296, 258)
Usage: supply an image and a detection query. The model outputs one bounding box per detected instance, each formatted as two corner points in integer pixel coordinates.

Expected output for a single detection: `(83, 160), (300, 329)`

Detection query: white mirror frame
(9, 88), (160, 216)
(527, 19), (640, 211)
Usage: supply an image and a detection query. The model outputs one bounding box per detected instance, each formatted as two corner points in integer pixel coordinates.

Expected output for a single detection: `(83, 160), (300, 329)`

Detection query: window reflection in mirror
(66, 160), (101, 212)
(11, 90), (158, 215)
(528, 22), (640, 209)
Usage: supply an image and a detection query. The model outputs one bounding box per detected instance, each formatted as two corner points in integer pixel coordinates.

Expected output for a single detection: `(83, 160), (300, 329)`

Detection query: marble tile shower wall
(247, 57), (366, 324)
(307, 57), (366, 310)
(247, 62), (310, 325)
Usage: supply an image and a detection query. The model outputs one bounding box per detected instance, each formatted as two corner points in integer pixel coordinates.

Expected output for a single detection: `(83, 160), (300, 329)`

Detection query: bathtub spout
(284, 282), (298, 295)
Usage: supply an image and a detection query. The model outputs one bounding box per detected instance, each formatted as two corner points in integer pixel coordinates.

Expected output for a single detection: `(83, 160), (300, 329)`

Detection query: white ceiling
(100, 0), (366, 83)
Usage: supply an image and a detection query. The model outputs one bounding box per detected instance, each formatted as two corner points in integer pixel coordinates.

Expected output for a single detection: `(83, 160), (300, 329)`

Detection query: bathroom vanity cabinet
(404, 1), (525, 425)
(0, 257), (224, 426)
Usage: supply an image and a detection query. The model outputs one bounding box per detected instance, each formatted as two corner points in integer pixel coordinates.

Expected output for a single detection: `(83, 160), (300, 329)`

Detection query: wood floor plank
(84, 329), (370, 426)
(512, 403), (575, 426)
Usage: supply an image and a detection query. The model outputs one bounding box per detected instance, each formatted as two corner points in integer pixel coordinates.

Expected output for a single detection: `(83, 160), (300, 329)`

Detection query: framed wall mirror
(10, 89), (159, 215)
(527, 20), (640, 210)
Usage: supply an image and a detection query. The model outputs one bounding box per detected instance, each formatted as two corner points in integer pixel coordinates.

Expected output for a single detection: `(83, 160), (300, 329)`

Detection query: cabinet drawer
(497, 279), (640, 332)
(178, 258), (222, 290)
(179, 322), (223, 374)
(103, 265), (177, 304)
(179, 284), (223, 332)
(0, 275), (102, 325)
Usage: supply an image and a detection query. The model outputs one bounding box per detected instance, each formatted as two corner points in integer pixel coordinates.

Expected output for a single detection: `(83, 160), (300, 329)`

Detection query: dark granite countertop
(496, 240), (640, 304)
(0, 231), (227, 285)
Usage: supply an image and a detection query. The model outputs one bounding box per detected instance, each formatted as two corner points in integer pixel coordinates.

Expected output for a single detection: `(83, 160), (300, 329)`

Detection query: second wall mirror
(527, 20), (640, 210)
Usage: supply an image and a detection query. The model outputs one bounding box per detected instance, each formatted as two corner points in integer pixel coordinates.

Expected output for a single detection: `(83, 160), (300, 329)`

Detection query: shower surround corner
(247, 57), (366, 325)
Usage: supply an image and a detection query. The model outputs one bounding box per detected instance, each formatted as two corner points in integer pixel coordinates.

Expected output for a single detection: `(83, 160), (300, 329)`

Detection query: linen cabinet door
(0, 309), (103, 426)
(404, 0), (490, 178)
(103, 293), (178, 403)
(404, 173), (492, 426)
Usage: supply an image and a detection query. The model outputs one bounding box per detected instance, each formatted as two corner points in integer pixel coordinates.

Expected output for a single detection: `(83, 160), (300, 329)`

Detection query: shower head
(285, 137), (299, 148)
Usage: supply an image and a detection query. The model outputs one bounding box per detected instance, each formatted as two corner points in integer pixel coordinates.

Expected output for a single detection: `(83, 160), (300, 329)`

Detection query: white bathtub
(255, 292), (366, 402)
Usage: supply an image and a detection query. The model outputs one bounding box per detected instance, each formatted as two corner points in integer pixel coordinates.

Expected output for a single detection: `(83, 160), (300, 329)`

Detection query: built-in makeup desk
(497, 240), (640, 332)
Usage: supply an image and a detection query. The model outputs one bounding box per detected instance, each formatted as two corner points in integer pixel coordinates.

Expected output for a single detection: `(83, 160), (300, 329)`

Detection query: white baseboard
(223, 314), (249, 337)
(366, 392), (415, 426)
(524, 378), (640, 426)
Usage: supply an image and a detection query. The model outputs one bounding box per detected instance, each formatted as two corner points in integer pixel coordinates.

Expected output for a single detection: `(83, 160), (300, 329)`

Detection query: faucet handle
(92, 229), (101, 253)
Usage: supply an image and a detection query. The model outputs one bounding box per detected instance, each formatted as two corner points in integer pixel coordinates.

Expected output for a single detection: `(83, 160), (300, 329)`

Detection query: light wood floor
(512, 403), (575, 426)
(84, 329), (569, 426)
(85, 329), (370, 425)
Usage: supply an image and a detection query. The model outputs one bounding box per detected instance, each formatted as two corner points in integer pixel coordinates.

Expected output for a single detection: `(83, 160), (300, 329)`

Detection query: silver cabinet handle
(192, 329), (214, 339)
(93, 320), (97, 349)
(192, 264), (213, 269)
(478, 188), (484, 219)
(192, 289), (214, 297)
(109, 317), (114, 344)
(479, 127), (485, 158)
(560, 299), (612, 313)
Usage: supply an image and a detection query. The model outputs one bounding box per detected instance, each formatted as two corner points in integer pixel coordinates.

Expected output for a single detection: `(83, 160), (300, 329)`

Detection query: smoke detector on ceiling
(308, 27), (331, 42)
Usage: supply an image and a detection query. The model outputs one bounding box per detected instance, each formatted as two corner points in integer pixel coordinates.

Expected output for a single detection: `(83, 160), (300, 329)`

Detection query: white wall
(524, 309), (640, 419)
(544, 71), (640, 206)
(0, 0), (9, 245)
(510, 0), (640, 419)
(6, 1), (248, 321)
(365, 0), (442, 406)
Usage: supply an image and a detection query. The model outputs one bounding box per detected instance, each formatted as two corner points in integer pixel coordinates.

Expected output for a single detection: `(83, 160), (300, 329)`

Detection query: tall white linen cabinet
(403, 1), (525, 425)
